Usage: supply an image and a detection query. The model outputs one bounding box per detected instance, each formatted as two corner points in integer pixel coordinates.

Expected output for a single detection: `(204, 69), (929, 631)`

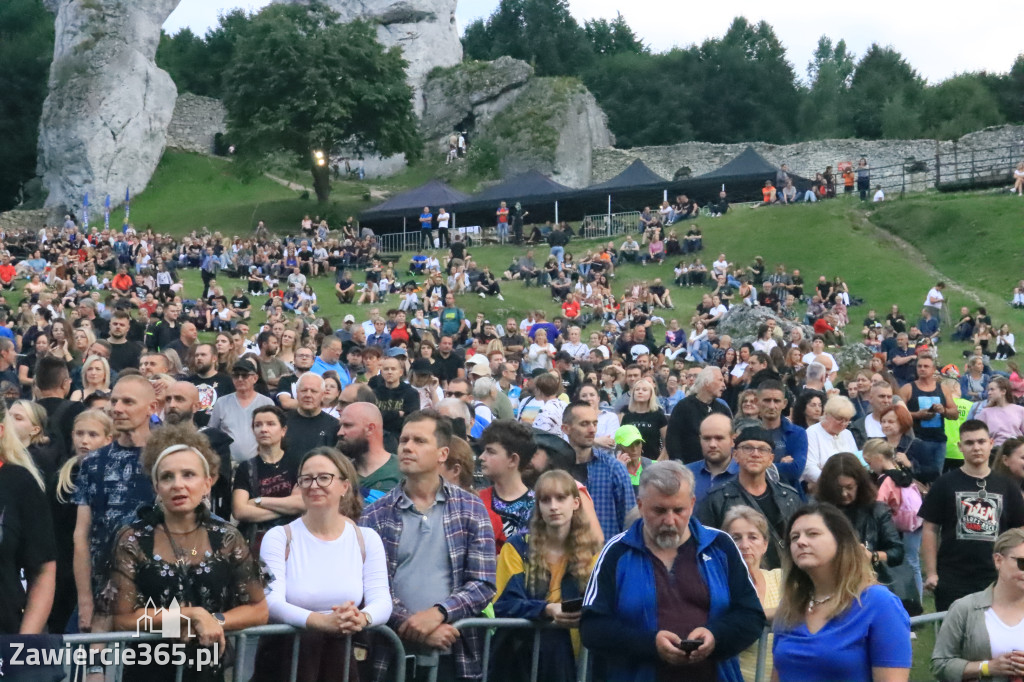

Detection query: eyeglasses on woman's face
(1004, 554), (1024, 571)
(297, 473), (338, 489)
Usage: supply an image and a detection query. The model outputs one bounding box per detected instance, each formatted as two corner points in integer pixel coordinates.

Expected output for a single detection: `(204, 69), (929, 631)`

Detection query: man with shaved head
(165, 381), (235, 516)
(72, 374), (161, 634)
(284, 372), (339, 458)
(337, 402), (400, 502)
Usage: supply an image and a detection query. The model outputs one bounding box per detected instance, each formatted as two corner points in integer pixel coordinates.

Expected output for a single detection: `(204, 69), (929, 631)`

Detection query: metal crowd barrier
(61, 623), (406, 682)
(58, 609), (946, 682)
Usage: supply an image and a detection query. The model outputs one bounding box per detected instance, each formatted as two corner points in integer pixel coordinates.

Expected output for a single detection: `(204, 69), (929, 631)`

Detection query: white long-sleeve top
(261, 518), (393, 629)
(802, 422), (858, 483)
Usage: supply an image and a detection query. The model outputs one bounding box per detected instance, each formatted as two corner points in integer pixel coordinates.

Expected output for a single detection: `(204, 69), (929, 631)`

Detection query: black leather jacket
(698, 478), (804, 570)
(840, 501), (905, 585)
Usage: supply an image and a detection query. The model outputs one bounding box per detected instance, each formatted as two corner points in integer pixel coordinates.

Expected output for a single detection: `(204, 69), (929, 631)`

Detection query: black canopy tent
(359, 179), (471, 230)
(676, 146), (813, 203)
(582, 159), (672, 214)
(453, 170), (577, 224)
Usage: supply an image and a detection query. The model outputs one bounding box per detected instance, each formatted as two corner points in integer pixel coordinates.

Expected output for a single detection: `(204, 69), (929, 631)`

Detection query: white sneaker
(479, 292), (485, 298)
(497, 294), (504, 301)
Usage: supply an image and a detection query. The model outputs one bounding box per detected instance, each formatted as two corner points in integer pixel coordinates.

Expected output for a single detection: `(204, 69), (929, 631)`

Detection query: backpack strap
(347, 519), (366, 563)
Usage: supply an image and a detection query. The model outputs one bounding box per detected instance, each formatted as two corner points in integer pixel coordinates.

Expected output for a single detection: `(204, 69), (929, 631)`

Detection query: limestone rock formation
(420, 57), (534, 139)
(475, 77), (614, 189)
(717, 305), (814, 348)
(278, 0), (462, 115)
(38, 0), (180, 213)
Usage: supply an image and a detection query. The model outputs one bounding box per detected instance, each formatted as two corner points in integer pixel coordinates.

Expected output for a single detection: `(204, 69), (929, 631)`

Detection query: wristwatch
(361, 610), (373, 627)
(213, 612), (226, 625)
(253, 497), (263, 507)
(434, 603), (449, 623)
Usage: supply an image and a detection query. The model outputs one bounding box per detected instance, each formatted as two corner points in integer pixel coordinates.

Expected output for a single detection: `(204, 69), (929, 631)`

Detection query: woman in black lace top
(109, 424), (267, 682)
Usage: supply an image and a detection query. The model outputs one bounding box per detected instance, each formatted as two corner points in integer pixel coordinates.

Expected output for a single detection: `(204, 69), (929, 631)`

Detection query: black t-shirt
(232, 451), (301, 541)
(0, 463), (57, 634)
(372, 382), (421, 436)
(187, 372), (235, 415)
(432, 352), (463, 383)
(450, 242), (466, 260)
(621, 408), (668, 462)
(284, 410), (340, 460)
(919, 469), (1024, 591)
(231, 295), (250, 310)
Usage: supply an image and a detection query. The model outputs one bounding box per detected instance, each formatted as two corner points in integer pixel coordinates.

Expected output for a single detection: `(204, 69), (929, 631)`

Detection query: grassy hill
(112, 152), (1022, 376)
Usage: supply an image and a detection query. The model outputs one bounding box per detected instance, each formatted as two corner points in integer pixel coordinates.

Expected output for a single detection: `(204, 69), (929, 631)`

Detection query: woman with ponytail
(0, 396), (57, 634)
(108, 423), (268, 681)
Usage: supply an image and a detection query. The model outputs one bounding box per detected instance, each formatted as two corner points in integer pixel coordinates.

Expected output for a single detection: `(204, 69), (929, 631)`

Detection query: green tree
(460, 0), (593, 76)
(223, 3), (420, 202)
(0, 0), (53, 211)
(800, 36), (855, 138)
(584, 13), (647, 57)
(846, 44), (924, 139)
(920, 74), (1004, 140)
(157, 9), (254, 98)
(694, 18), (801, 143)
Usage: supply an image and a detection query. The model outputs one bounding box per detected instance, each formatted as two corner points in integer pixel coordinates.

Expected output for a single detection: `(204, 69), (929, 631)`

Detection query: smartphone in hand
(676, 639), (704, 654)
(561, 598), (583, 614)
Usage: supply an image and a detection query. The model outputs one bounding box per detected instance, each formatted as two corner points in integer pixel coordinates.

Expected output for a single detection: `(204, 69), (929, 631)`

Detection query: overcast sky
(163, 0), (1024, 84)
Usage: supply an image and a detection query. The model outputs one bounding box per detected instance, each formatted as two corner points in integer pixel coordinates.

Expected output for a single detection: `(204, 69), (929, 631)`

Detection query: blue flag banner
(124, 187), (131, 229)
(82, 192), (89, 229)
(104, 194), (111, 230)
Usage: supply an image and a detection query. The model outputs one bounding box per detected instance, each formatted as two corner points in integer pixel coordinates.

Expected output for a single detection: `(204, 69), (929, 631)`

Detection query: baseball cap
(411, 358), (434, 373)
(343, 314), (356, 323)
(529, 368), (548, 379)
(469, 364), (490, 377)
(614, 425), (645, 448)
(630, 344), (650, 360)
(387, 346), (408, 357)
(466, 355), (489, 368)
(231, 359), (258, 375)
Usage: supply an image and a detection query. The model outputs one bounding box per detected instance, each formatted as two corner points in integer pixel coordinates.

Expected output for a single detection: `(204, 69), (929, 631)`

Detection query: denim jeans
(903, 526), (923, 599)
(916, 439), (947, 479)
(550, 246), (564, 268)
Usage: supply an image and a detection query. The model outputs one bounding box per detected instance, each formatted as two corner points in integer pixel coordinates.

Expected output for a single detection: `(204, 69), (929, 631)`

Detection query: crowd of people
(1, 209), (1024, 682)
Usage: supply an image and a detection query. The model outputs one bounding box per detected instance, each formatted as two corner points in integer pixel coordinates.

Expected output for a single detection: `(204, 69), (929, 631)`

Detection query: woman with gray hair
(470, 376), (499, 438)
(802, 395), (859, 490)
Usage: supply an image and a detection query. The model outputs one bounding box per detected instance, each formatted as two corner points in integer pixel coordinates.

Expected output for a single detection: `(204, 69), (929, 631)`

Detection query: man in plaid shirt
(361, 410), (496, 681)
(562, 401), (637, 539)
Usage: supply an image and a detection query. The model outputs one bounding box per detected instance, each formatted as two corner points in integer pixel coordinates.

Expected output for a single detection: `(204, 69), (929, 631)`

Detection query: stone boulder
(477, 77), (614, 189)
(832, 344), (876, 378)
(38, 0), (180, 213)
(716, 305), (813, 347)
(279, 0), (462, 116)
(420, 57), (534, 140)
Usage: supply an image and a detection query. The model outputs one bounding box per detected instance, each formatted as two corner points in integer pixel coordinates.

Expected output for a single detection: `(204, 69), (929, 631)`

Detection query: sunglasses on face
(446, 391), (467, 398)
(1006, 555), (1024, 571)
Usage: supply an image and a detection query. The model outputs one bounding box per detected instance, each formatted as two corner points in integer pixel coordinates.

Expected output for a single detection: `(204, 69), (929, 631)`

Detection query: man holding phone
(581, 461), (765, 682)
(899, 353), (958, 476)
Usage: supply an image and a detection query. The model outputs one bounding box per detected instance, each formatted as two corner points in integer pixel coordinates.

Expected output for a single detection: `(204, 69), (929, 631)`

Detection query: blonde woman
(278, 327), (299, 370)
(494, 470), (601, 681)
(72, 327), (96, 361)
(51, 410), (113, 633)
(773, 502), (911, 682)
(69, 355), (111, 402)
(724, 505), (781, 682)
(9, 400), (60, 481)
(109, 424), (268, 681)
(0, 397), (54, 635)
(619, 378), (668, 461)
(526, 328), (556, 372)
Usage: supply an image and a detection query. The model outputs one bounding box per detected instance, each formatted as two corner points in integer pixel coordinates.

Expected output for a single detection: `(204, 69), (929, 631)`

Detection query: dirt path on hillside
(853, 208), (991, 308)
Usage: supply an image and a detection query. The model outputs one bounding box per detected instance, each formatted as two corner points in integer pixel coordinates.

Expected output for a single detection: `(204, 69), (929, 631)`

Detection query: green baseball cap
(615, 425), (645, 447)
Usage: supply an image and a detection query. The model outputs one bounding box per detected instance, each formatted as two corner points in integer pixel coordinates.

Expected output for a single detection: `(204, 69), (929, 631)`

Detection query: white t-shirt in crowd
(984, 607), (1024, 658)
(923, 287), (945, 310)
(803, 423), (859, 483)
(437, 211), (450, 228)
(261, 519), (393, 630)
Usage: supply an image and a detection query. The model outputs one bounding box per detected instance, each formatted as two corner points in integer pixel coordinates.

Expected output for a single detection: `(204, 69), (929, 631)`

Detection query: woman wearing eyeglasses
(932, 528), (1024, 681)
(108, 424), (268, 682)
(255, 447), (391, 682)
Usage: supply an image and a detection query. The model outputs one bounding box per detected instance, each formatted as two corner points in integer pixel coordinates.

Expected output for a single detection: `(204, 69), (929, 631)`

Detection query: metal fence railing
(50, 609), (946, 682)
(60, 624), (406, 682)
(580, 211), (642, 240)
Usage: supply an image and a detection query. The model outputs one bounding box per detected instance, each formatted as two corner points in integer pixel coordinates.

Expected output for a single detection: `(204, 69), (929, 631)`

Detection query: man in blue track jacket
(581, 461), (765, 682)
